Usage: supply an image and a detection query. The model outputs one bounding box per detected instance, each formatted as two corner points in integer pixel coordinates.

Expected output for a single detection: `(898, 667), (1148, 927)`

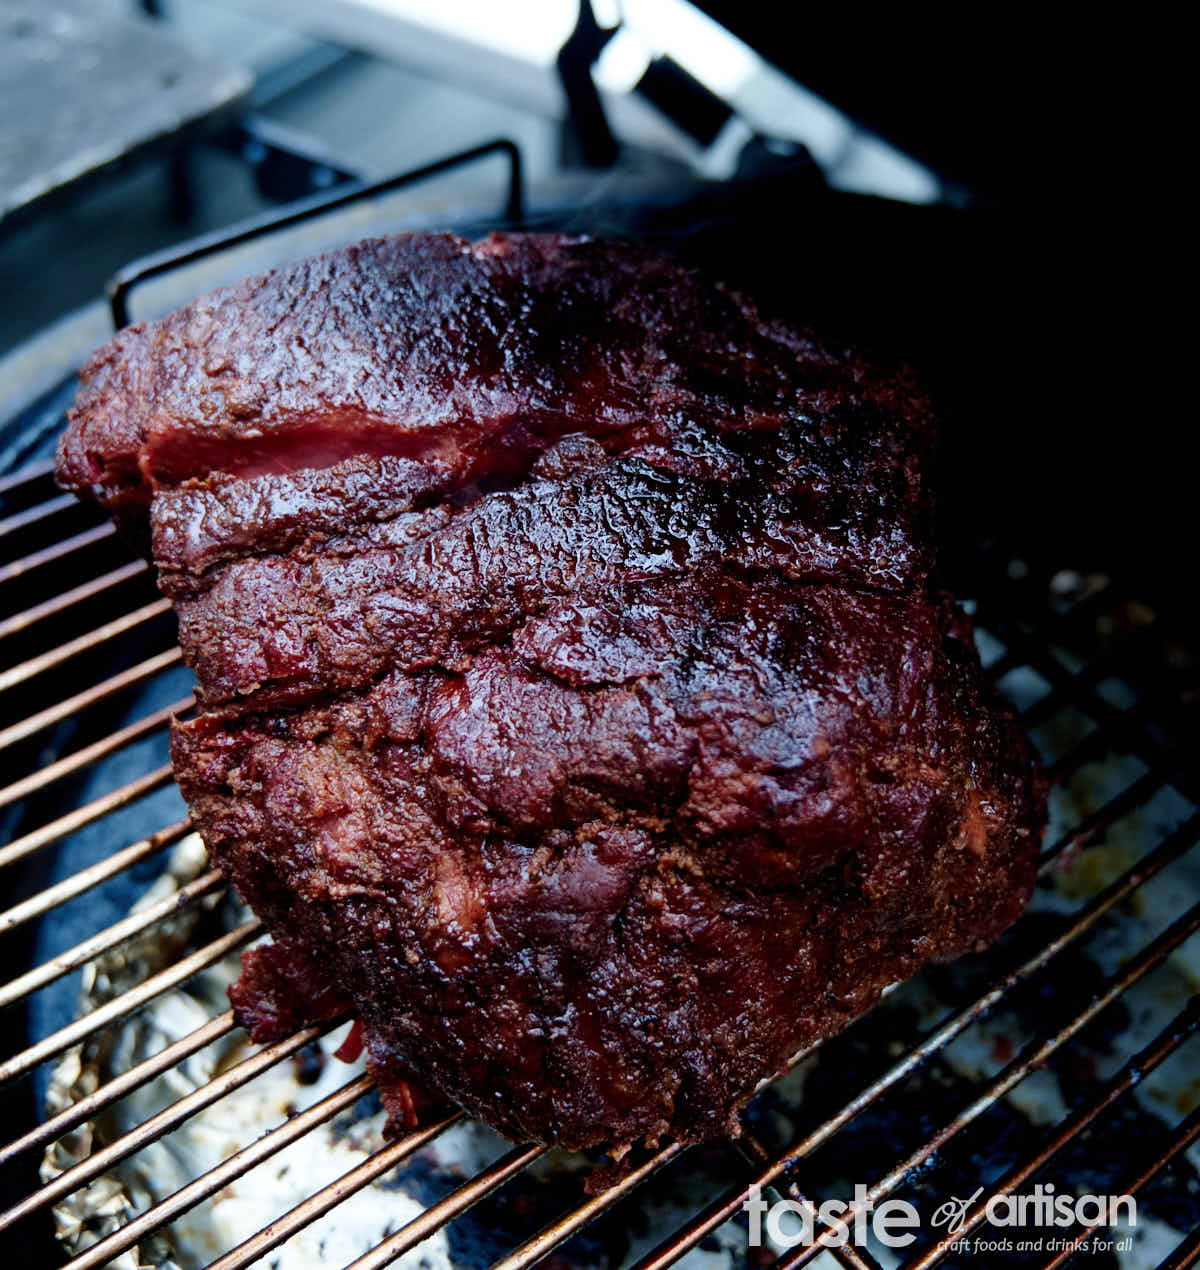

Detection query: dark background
(691, 9), (1177, 614)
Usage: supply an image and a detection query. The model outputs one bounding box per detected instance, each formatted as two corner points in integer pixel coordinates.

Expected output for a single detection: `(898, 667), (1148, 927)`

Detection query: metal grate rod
(904, 996), (1200, 1268)
(1038, 768), (1162, 870)
(0, 647), (183, 752)
(0, 867), (225, 1009)
(0, 763), (174, 870)
(0, 558), (148, 643)
(492, 1143), (687, 1270)
(0, 1010), (238, 1166)
(0, 459), (54, 496)
(343, 1143), (547, 1270)
(1040, 1104), (1200, 1270)
(0, 1014), (347, 1234)
(1155, 1222), (1200, 1270)
(0, 818), (192, 935)
(0, 919), (260, 1085)
(0, 596), (171, 693)
(59, 1073), (377, 1270)
(0, 695), (191, 811)
(0, 491), (80, 540)
(0, 522), (116, 586)
(822, 1241), (882, 1270)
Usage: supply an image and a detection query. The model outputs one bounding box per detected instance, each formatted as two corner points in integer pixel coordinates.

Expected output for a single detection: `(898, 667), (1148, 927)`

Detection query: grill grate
(2, 438), (1199, 1270)
(1, 189), (1199, 1267)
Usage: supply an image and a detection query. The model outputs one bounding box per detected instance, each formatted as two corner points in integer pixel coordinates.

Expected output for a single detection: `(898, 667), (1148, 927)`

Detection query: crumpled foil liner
(39, 627), (1200, 1268)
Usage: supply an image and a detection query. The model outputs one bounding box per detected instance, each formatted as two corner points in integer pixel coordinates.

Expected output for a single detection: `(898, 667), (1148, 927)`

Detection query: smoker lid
(692, 5), (1088, 207)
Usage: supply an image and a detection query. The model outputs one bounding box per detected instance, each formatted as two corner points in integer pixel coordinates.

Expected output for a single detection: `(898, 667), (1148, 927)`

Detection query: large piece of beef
(57, 232), (1044, 1157)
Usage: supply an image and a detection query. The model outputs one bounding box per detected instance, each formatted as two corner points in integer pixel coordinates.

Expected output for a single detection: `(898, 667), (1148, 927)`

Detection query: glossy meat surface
(57, 231), (1043, 1155)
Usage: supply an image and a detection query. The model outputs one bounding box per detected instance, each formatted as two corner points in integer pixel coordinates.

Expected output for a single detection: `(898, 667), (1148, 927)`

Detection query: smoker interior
(0, 163), (1198, 1270)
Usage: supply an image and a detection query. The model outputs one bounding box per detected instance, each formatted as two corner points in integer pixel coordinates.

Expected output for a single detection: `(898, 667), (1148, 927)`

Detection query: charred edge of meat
(55, 231), (1044, 1164)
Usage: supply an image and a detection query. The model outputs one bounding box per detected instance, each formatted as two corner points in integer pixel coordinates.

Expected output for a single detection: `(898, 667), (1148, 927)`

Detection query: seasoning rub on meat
(57, 232), (1044, 1160)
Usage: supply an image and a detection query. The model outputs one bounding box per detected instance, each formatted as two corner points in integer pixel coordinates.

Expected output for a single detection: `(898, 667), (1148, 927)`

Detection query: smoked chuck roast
(57, 232), (1044, 1156)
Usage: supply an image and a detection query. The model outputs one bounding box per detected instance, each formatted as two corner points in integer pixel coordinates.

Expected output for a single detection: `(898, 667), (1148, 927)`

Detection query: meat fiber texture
(58, 231), (1044, 1159)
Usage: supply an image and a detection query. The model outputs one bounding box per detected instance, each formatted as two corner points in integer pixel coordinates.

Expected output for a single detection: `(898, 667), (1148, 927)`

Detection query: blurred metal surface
(0, 0), (250, 228)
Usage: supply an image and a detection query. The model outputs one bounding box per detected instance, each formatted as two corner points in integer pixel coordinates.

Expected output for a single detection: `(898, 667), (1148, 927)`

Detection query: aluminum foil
(41, 599), (1200, 1269)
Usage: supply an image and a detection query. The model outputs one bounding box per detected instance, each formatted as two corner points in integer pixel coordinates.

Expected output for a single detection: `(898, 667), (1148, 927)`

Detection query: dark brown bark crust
(57, 232), (1043, 1154)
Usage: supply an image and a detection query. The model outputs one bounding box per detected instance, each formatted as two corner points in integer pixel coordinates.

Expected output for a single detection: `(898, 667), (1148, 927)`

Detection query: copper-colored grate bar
(0, 918), (260, 1086)
(0, 867), (224, 1009)
(0, 763), (173, 871)
(0, 558), (148, 642)
(1039, 768), (1163, 870)
(0, 694), (191, 811)
(205, 1111), (466, 1270)
(0, 1012), (346, 1234)
(0, 521), (116, 585)
(0, 646), (184, 751)
(0, 595), (171, 693)
(824, 1243), (882, 1270)
(0, 458), (54, 496)
(629, 814), (1200, 1270)
(732, 1130), (885, 1270)
(491, 1143), (687, 1270)
(770, 899), (1200, 1270)
(60, 1073), (376, 1270)
(1157, 1223), (1200, 1270)
(0, 491), (79, 540)
(489, 1035), (836, 1270)
(1039, 1104), (1200, 1270)
(344, 1143), (548, 1270)
(0, 817), (192, 935)
(903, 996), (1200, 1268)
(0, 1010), (238, 1167)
